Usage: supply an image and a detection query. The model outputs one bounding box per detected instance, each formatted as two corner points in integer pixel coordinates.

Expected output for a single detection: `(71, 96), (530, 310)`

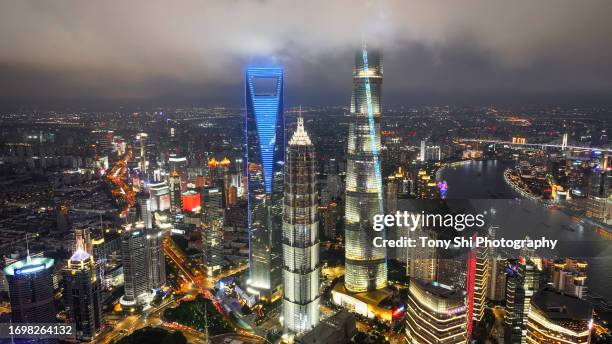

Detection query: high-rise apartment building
(344, 44), (387, 292)
(245, 67), (284, 301)
(282, 117), (320, 336)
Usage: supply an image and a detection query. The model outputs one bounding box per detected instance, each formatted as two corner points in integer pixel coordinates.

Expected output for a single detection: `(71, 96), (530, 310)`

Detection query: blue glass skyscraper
(245, 67), (284, 301)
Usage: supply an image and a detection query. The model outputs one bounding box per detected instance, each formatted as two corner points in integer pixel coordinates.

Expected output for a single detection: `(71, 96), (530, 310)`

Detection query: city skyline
(0, 2), (610, 344)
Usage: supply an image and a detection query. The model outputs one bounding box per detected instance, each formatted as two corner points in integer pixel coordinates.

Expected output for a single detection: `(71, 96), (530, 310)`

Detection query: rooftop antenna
(25, 233), (31, 263)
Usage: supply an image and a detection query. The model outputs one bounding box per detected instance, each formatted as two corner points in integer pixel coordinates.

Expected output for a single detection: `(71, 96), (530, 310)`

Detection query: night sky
(1, 0), (612, 108)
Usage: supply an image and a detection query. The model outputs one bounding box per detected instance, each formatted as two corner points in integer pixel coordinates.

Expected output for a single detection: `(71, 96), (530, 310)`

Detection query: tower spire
(25, 233), (31, 263)
(288, 108), (312, 146)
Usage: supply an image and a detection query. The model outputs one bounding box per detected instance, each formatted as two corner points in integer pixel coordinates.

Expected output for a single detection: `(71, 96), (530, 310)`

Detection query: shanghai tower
(282, 116), (320, 336)
(245, 67), (285, 302)
(344, 44), (387, 292)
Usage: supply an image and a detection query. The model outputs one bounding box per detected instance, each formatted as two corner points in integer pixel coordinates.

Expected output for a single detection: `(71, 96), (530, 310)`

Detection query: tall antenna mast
(25, 233), (31, 263)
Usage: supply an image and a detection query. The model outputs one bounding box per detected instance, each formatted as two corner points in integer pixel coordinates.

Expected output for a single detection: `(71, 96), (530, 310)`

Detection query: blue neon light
(246, 68), (283, 194)
(361, 47), (384, 212)
(14, 264), (45, 275)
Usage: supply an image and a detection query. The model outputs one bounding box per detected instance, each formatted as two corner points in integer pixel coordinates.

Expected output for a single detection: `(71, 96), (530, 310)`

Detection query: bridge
(458, 138), (612, 153)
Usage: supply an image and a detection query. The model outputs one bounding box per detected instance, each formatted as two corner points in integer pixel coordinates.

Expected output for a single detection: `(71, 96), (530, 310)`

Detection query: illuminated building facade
(408, 228), (437, 283)
(505, 260), (540, 343)
(182, 190), (201, 212)
(526, 290), (593, 344)
(245, 67), (284, 301)
(145, 225), (166, 290)
(202, 218), (223, 276)
(586, 162), (611, 225)
(282, 117), (320, 336)
(474, 244), (490, 322)
(405, 279), (468, 344)
(552, 258), (587, 299)
(120, 223), (149, 305)
(489, 257), (508, 302)
(344, 44), (387, 292)
(148, 182), (170, 211)
(63, 241), (103, 341)
(169, 170), (182, 213)
(4, 256), (56, 323)
(168, 154), (188, 192)
(137, 192), (152, 229)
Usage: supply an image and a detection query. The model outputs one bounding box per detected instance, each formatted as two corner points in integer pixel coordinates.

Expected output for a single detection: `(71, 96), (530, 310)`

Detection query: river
(438, 160), (612, 302)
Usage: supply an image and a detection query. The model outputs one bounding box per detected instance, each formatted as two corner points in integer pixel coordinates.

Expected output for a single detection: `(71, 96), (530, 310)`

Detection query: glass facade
(344, 45), (387, 292)
(245, 67), (284, 301)
(405, 279), (468, 344)
(282, 118), (320, 336)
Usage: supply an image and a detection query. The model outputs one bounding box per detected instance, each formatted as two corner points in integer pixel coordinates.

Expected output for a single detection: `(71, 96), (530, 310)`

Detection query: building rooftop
(3, 256), (54, 276)
(332, 281), (394, 306)
(69, 248), (91, 262)
(412, 278), (466, 301)
(531, 289), (593, 322)
(288, 117), (312, 146)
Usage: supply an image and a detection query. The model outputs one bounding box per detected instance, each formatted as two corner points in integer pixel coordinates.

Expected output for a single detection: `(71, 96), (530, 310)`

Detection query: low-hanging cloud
(1, 0), (611, 106)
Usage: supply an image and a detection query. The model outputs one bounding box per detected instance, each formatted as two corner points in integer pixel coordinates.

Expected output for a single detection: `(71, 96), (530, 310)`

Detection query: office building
(552, 258), (587, 299)
(344, 44), (387, 292)
(145, 225), (166, 290)
(505, 260), (540, 343)
(282, 117), (320, 336)
(4, 256), (56, 323)
(526, 289), (593, 344)
(137, 192), (152, 229)
(169, 170), (182, 213)
(474, 244), (490, 322)
(405, 279), (467, 344)
(63, 240), (103, 341)
(408, 228), (437, 282)
(245, 67), (284, 301)
(147, 182), (170, 212)
(202, 218), (223, 276)
(120, 223), (149, 305)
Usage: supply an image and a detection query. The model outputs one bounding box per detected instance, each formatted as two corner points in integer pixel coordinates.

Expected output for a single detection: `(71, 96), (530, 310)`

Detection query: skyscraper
(169, 170), (182, 213)
(408, 228), (437, 282)
(405, 279), (467, 344)
(63, 240), (103, 341)
(344, 44), (387, 293)
(551, 258), (587, 299)
(526, 289), (593, 344)
(474, 244), (490, 322)
(137, 192), (152, 229)
(245, 67), (284, 301)
(505, 260), (540, 343)
(145, 225), (166, 290)
(202, 218), (223, 277)
(120, 222), (149, 306)
(4, 256), (56, 323)
(282, 117), (320, 336)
